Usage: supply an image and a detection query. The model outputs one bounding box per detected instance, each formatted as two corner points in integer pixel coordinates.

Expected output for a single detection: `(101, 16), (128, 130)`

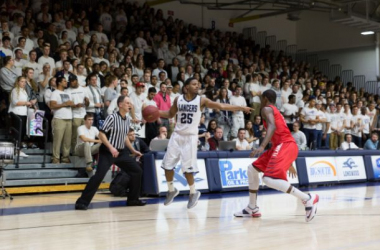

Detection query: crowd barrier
(142, 150), (380, 196)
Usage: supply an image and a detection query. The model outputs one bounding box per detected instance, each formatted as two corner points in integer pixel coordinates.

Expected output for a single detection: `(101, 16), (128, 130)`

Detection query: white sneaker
(19, 151), (28, 158)
(303, 193), (319, 222)
(234, 205), (261, 218)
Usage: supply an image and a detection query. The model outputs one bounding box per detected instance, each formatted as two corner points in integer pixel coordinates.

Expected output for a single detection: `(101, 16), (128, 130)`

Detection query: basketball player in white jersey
(159, 78), (252, 208)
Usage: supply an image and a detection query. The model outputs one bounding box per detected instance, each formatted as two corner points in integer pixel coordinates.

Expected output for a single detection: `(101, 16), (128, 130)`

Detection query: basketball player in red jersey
(234, 89), (319, 222)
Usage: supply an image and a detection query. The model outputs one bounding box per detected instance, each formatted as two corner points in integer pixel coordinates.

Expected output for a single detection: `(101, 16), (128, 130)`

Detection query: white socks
(167, 181), (174, 192)
(262, 176), (310, 201)
(248, 166), (260, 208)
(189, 184), (196, 194)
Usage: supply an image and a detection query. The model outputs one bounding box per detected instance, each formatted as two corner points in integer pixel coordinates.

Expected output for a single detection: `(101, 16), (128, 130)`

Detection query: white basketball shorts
(161, 132), (199, 173)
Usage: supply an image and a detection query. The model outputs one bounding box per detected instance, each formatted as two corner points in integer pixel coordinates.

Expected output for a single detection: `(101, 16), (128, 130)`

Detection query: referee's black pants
(76, 145), (142, 206)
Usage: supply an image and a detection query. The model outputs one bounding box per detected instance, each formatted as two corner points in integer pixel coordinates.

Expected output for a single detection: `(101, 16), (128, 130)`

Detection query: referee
(75, 95), (146, 210)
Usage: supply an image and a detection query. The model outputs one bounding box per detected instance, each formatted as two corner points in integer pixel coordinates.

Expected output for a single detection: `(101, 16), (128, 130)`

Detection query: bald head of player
(261, 89), (277, 109)
(184, 77), (199, 96)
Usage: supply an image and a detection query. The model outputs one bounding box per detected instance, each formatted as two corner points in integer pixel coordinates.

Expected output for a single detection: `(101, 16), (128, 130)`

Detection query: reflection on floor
(0, 183), (379, 250)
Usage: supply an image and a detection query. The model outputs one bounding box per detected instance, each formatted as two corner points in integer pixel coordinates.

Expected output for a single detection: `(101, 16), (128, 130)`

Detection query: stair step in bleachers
(5, 178), (90, 187)
(21, 148), (53, 155)
(5, 169), (79, 180)
(4, 163), (77, 169)
(15, 155), (52, 164)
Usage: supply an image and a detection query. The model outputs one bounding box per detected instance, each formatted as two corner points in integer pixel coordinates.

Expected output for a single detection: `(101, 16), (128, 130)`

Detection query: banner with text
(305, 157), (338, 183)
(219, 158), (298, 188)
(335, 156), (367, 181)
(155, 160), (209, 192)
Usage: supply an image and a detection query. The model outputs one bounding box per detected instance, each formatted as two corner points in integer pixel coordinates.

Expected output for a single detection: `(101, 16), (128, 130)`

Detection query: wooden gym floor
(0, 183), (379, 250)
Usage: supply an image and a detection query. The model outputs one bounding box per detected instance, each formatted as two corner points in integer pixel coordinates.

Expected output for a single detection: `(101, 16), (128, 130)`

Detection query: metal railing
(341, 70), (354, 86)
(9, 113), (22, 169)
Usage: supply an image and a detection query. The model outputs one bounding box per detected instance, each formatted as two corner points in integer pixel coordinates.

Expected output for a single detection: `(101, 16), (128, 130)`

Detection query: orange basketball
(142, 105), (160, 123)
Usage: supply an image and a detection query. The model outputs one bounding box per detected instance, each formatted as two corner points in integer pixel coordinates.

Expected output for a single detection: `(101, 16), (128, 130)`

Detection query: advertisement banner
(305, 157), (338, 183)
(155, 160), (209, 192)
(335, 156), (367, 181)
(370, 156), (380, 179)
(219, 158), (298, 188)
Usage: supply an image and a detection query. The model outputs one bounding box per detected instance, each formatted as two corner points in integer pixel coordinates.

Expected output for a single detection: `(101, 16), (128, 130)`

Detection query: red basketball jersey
(262, 105), (295, 146)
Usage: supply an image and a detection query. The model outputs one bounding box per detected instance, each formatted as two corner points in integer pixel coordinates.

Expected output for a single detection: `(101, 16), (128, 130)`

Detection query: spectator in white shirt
(229, 86), (247, 138)
(291, 122), (307, 150)
(0, 36), (13, 56)
(351, 106), (364, 148)
(74, 113), (102, 173)
(234, 128), (250, 150)
(248, 74), (261, 121)
(281, 94), (299, 132)
(65, 75), (88, 151)
(95, 24), (109, 45)
(129, 82), (146, 122)
(361, 106), (371, 147)
(13, 48), (27, 75)
(24, 50), (42, 81)
(340, 134), (360, 150)
(76, 64), (87, 87)
(50, 77), (76, 164)
(8, 76), (31, 157)
(300, 97), (318, 149)
(37, 45), (55, 76)
(152, 59), (168, 79)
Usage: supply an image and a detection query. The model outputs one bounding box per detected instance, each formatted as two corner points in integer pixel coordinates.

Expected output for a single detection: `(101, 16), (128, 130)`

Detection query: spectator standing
(86, 73), (104, 128)
(328, 103), (343, 150)
(154, 82), (171, 135)
(300, 97), (318, 148)
(8, 76), (30, 157)
(65, 75), (88, 151)
(129, 82), (146, 122)
(361, 106), (371, 147)
(50, 77), (75, 163)
(281, 94), (299, 132)
(0, 56), (18, 94)
(144, 87), (159, 145)
(229, 86), (247, 138)
(249, 74), (261, 120)
(215, 87), (232, 141)
(351, 106), (364, 147)
(245, 120), (257, 149)
(315, 101), (327, 149)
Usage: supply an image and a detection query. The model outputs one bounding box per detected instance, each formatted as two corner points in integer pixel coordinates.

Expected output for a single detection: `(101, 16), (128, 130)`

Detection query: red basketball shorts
(252, 141), (298, 181)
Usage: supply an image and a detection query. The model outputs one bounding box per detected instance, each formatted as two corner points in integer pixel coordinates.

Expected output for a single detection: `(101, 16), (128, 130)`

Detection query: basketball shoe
(303, 193), (319, 222)
(164, 187), (179, 206)
(187, 191), (201, 209)
(234, 205), (261, 218)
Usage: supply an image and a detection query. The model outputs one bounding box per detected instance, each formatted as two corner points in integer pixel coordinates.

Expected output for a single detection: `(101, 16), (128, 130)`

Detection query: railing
(341, 70), (354, 86)
(265, 35), (276, 50)
(34, 113), (49, 168)
(330, 64), (342, 81)
(353, 75), (366, 91)
(9, 113), (22, 169)
(256, 31), (267, 48)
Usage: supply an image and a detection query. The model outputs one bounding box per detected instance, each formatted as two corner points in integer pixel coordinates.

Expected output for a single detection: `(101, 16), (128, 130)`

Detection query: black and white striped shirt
(99, 112), (130, 150)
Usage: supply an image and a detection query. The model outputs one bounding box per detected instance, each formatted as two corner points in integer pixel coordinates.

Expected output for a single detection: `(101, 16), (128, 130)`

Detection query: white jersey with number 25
(174, 95), (202, 135)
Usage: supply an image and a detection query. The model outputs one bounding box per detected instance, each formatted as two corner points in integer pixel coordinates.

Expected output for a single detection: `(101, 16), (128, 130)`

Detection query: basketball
(143, 105), (160, 123)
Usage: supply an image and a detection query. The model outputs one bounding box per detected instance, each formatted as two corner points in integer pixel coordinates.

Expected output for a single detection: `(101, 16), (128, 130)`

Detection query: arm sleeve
(11, 89), (18, 106)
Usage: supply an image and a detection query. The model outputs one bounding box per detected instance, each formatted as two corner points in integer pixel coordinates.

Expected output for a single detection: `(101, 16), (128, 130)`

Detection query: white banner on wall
(155, 160), (209, 193)
(305, 157), (338, 183)
(335, 156), (367, 181)
(219, 158), (298, 189)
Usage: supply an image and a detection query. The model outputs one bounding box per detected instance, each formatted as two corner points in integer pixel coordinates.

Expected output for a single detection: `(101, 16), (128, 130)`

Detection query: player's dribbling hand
(288, 165), (297, 178)
(250, 146), (264, 158)
(110, 147), (119, 158)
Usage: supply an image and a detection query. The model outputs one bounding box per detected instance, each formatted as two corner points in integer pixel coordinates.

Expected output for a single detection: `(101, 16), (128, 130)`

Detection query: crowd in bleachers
(1, 0), (380, 165)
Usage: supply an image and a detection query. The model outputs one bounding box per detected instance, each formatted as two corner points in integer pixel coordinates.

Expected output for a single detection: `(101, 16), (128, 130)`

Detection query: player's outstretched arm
(250, 107), (276, 157)
(202, 97), (252, 113)
(159, 96), (179, 119)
